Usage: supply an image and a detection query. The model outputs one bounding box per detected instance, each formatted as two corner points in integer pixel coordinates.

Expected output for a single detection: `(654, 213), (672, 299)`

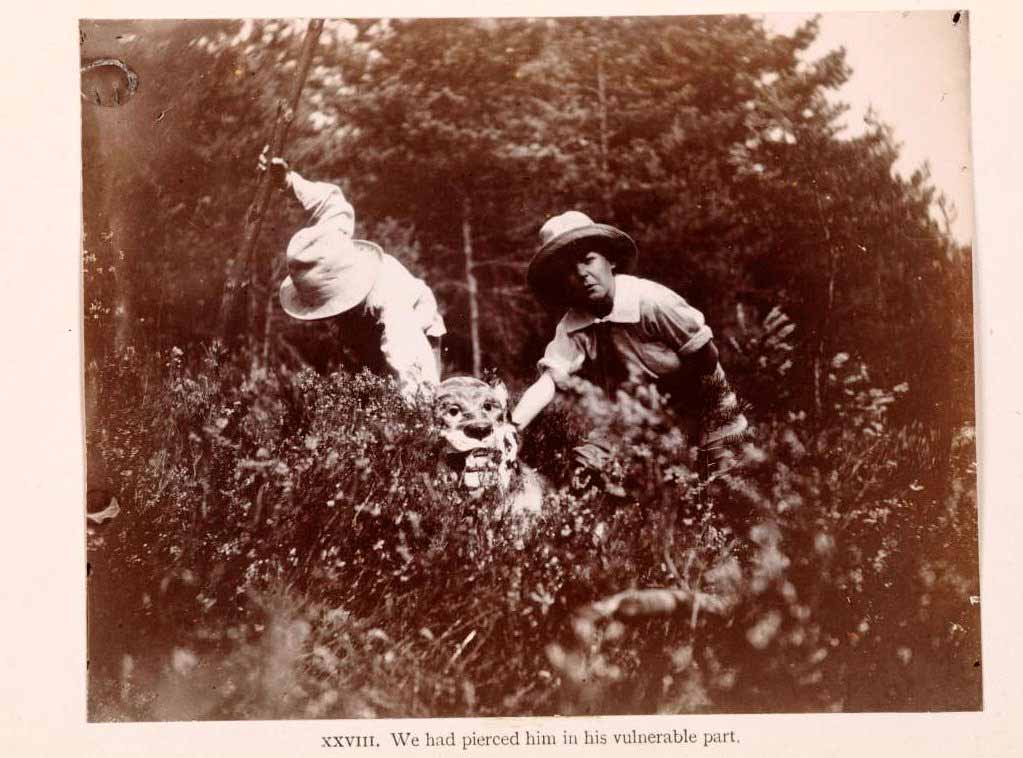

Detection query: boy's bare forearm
(511, 372), (556, 429)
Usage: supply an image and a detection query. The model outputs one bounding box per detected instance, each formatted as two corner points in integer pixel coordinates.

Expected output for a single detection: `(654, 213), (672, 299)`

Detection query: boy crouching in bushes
(511, 211), (749, 478)
(260, 150), (445, 402)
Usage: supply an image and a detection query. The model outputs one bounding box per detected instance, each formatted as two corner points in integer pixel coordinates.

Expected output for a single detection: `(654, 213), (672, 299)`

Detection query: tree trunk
(462, 195), (482, 378)
(812, 188), (838, 421)
(260, 255), (283, 366)
(595, 43), (612, 217)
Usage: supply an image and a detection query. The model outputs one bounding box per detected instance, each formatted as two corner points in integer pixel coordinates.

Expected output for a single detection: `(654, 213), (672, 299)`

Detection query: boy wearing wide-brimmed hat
(511, 211), (748, 472)
(261, 153), (445, 401)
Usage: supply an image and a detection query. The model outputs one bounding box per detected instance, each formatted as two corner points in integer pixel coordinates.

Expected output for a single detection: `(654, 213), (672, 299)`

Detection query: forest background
(80, 15), (979, 720)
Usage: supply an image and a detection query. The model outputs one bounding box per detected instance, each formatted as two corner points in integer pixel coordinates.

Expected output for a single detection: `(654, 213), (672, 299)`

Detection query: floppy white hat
(278, 226), (383, 320)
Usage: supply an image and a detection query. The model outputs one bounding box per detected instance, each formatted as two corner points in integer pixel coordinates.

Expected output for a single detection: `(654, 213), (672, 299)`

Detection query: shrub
(85, 340), (979, 720)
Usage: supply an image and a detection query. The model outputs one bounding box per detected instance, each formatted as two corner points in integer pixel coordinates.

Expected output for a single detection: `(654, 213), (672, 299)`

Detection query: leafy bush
(85, 339), (979, 720)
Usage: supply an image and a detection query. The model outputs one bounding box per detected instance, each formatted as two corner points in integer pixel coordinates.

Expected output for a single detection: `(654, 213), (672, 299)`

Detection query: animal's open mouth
(448, 448), (502, 490)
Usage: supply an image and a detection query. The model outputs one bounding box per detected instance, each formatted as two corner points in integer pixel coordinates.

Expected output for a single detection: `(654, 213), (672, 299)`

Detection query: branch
(434, 281), (469, 293)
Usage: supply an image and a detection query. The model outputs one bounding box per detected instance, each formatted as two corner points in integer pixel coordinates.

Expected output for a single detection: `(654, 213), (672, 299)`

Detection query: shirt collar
(562, 275), (641, 333)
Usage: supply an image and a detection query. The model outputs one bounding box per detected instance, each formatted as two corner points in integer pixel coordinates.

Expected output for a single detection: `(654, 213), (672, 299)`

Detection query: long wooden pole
(218, 18), (326, 342)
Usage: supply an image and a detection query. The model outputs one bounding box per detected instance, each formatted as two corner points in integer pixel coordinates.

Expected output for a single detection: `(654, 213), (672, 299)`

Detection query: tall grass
(85, 339), (979, 720)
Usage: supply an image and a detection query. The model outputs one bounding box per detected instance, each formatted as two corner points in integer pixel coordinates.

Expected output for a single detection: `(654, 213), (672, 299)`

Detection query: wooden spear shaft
(218, 18), (325, 341)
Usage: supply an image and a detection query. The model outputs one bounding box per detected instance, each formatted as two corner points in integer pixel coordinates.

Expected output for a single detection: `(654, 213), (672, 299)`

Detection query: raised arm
(257, 149), (354, 235)
(288, 173), (355, 234)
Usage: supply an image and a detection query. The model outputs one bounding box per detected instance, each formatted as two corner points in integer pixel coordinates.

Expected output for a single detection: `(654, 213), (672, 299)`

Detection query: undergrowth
(85, 340), (979, 720)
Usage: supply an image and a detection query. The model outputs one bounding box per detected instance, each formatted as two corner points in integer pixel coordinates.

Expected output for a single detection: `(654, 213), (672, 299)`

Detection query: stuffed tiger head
(433, 376), (520, 493)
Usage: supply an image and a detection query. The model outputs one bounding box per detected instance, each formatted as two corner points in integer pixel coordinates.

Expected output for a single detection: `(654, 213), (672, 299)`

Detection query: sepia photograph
(80, 11), (979, 722)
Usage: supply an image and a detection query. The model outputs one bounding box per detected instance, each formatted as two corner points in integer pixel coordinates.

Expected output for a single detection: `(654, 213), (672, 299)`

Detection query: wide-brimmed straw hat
(526, 211), (637, 304)
(278, 226), (383, 320)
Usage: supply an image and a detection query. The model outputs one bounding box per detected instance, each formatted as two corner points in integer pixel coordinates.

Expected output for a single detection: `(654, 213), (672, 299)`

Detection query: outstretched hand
(257, 145), (290, 189)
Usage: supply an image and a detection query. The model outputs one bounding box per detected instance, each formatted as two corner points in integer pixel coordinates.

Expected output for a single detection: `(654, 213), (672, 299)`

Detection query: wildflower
(747, 611), (783, 650)
(814, 532), (836, 556)
(171, 647), (199, 675)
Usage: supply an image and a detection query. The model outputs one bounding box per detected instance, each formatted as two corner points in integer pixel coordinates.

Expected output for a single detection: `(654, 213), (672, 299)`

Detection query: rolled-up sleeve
(537, 321), (587, 388)
(289, 172), (355, 237)
(646, 293), (713, 356)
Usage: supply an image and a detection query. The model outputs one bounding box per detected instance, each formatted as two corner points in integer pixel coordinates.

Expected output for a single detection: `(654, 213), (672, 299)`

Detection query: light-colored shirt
(364, 254), (446, 399)
(290, 171), (445, 400)
(539, 274), (713, 390)
(538, 274), (745, 444)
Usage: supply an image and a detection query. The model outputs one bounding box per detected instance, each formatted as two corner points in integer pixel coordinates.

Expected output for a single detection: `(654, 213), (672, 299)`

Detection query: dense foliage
(82, 17), (972, 424)
(85, 335), (978, 719)
(82, 16), (978, 719)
